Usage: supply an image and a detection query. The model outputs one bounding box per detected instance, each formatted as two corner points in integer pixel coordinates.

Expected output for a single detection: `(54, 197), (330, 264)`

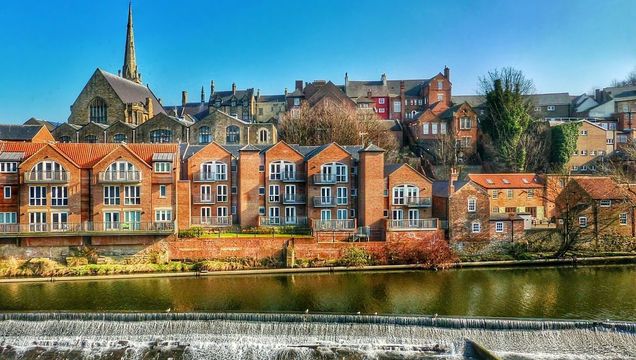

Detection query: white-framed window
(269, 184), (280, 202)
(124, 185), (140, 205)
(336, 187), (348, 205)
(495, 222), (504, 233)
(467, 197), (476, 212)
(440, 122), (447, 134)
(51, 186), (68, 206)
(547, 105), (556, 111)
(268, 206), (280, 224)
(321, 209), (331, 220)
(29, 211), (47, 231)
(103, 211), (120, 230)
(270, 161), (296, 180)
(201, 161), (227, 181)
(460, 117), (472, 129)
(29, 186), (47, 206)
(579, 216), (588, 228)
(258, 206), (266, 215)
(534, 106), (541, 112)
(507, 189), (513, 199)
(378, 108), (386, 113)
(581, 150), (587, 156)
(527, 189), (534, 199)
(599, 200), (611, 207)
(3, 186), (11, 199)
(437, 80), (444, 90)
(51, 211), (69, 231)
(350, 209), (356, 217)
(217, 185), (228, 202)
(337, 209), (348, 220)
(491, 190), (498, 199)
(393, 185), (419, 205)
(619, 213), (628, 225)
(0, 162), (17, 173)
(437, 93), (444, 102)
(393, 101), (401, 113)
(351, 188), (358, 197)
(284, 206), (296, 224)
(258, 129), (269, 143)
(378, 98), (385, 104)
(217, 206), (228, 217)
(321, 162), (348, 182)
(155, 209), (173, 222)
(293, 98), (300, 106)
(200, 185), (213, 202)
(103, 186), (119, 205)
(105, 161), (138, 181)
(431, 123), (438, 134)
(580, 130), (588, 136)
(0, 212), (17, 224)
(159, 185), (167, 198)
(259, 186), (265, 195)
(154, 162), (171, 173)
(607, 138), (615, 145)
(471, 221), (481, 233)
(422, 122), (430, 135)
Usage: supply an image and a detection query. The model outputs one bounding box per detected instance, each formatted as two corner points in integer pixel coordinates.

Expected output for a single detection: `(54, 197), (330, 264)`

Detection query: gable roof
(573, 177), (636, 201)
(527, 93), (572, 106)
(98, 69), (165, 116)
(469, 173), (544, 189)
(0, 125), (46, 141)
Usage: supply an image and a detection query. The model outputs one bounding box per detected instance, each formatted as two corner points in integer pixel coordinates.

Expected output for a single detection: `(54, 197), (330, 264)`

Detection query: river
(0, 264), (635, 319)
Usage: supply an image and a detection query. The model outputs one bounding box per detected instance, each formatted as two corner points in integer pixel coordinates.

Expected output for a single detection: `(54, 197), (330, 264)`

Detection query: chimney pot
(181, 91), (188, 108)
(444, 66), (450, 81)
(232, 82), (237, 95)
(295, 80), (303, 92)
(210, 80), (215, 96)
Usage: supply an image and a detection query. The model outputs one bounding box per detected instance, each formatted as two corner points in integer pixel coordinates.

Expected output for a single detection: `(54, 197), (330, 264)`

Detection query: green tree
(549, 122), (580, 172)
(479, 68), (535, 171)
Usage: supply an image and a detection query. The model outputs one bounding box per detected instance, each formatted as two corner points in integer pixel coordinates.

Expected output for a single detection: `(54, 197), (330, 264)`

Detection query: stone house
(549, 120), (611, 173)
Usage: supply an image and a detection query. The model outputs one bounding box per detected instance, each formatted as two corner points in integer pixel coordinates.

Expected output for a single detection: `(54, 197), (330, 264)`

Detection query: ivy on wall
(550, 122), (581, 171)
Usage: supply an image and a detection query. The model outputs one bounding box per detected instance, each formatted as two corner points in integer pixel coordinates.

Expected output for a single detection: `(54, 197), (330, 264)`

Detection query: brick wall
(358, 149), (384, 229)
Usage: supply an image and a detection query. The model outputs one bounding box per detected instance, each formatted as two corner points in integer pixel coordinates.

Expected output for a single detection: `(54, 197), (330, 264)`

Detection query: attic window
(502, 179), (510, 184)
(600, 200), (611, 207)
(486, 179), (494, 185)
(522, 178), (529, 184)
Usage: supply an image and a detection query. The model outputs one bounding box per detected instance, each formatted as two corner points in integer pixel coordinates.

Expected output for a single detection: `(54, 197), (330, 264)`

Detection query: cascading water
(0, 312), (634, 359)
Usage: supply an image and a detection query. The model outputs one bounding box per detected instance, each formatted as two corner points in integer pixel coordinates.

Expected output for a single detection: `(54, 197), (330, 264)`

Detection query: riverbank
(1, 254), (635, 284)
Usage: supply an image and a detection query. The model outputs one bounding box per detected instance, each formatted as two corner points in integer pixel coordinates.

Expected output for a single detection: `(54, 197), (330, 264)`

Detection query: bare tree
(519, 121), (551, 172)
(279, 103), (398, 151)
(611, 68), (636, 87)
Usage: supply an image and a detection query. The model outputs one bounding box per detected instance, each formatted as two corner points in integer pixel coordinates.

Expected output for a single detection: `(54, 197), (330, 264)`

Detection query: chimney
(367, 90), (372, 98)
(210, 80), (215, 96)
(449, 167), (458, 195)
(295, 80), (304, 92)
(345, 72), (349, 87)
(256, 88), (260, 101)
(444, 66), (450, 81)
(284, 88), (288, 97)
(181, 91), (188, 108)
(381, 73), (387, 86)
(232, 82), (237, 95)
(200, 86), (205, 104)
(145, 97), (153, 116)
(118, 70), (122, 77)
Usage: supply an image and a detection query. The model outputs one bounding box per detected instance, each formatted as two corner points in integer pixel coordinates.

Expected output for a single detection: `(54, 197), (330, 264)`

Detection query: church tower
(122, 2), (141, 84)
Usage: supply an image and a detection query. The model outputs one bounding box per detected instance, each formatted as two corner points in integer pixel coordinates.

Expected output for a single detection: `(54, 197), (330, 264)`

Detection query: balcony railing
(394, 197), (432, 207)
(24, 171), (70, 183)
(270, 171), (306, 182)
(193, 172), (227, 182)
(312, 219), (356, 231)
(98, 171), (141, 183)
(388, 218), (438, 230)
(313, 173), (337, 184)
(283, 194), (306, 204)
(313, 196), (336, 207)
(192, 195), (215, 204)
(259, 216), (308, 226)
(191, 216), (232, 227)
(0, 222), (174, 237)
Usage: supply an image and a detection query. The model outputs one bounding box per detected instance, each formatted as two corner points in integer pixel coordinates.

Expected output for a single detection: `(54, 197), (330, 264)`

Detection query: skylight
(502, 179), (510, 184)
(486, 179), (494, 184)
(522, 178), (529, 184)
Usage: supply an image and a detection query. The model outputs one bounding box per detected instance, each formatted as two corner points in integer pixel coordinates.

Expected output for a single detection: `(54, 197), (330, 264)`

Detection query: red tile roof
(574, 177), (636, 201)
(0, 141), (46, 157)
(54, 143), (119, 168)
(127, 144), (179, 164)
(469, 173), (544, 189)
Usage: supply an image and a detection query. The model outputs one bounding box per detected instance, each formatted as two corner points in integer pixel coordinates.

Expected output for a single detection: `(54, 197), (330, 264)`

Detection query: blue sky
(1, 0), (634, 123)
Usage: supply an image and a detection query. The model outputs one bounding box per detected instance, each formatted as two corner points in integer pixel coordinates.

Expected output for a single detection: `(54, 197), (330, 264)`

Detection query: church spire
(122, 1), (141, 84)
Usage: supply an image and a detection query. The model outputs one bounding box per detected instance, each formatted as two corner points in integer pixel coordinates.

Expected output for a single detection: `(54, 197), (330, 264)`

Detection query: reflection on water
(1, 265), (635, 320)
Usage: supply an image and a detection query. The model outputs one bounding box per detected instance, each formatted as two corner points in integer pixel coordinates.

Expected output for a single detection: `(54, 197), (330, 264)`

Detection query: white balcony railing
(191, 216), (232, 227)
(0, 222), (174, 236)
(259, 216), (308, 226)
(98, 171), (141, 183)
(24, 171), (70, 183)
(313, 196), (336, 207)
(388, 218), (438, 230)
(195, 172), (227, 182)
(312, 219), (356, 231)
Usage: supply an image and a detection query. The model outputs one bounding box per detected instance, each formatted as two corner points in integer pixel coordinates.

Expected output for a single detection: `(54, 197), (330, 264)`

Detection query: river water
(0, 265), (635, 359)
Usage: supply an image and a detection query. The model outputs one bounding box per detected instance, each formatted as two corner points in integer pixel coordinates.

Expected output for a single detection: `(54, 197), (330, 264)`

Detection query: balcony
(388, 218), (438, 230)
(191, 216), (232, 227)
(192, 194), (215, 204)
(259, 216), (308, 226)
(0, 222), (174, 237)
(270, 171), (306, 183)
(98, 171), (141, 183)
(193, 172), (227, 182)
(312, 219), (356, 231)
(283, 194), (306, 204)
(313, 196), (336, 207)
(24, 171), (70, 183)
(405, 197), (433, 207)
(313, 173), (337, 185)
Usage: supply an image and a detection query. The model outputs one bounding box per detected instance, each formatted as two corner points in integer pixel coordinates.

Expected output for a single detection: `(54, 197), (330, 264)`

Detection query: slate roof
(182, 143), (366, 161)
(23, 118), (62, 131)
(384, 164), (402, 176)
(0, 125), (45, 141)
(574, 177), (636, 201)
(387, 79), (430, 97)
(345, 80), (389, 98)
(379, 119), (402, 132)
(452, 95), (486, 108)
(164, 102), (208, 118)
(209, 88), (254, 107)
(257, 95), (286, 102)
(432, 180), (468, 197)
(469, 173), (544, 189)
(99, 69), (165, 115)
(527, 93), (572, 106)
(613, 90), (636, 100)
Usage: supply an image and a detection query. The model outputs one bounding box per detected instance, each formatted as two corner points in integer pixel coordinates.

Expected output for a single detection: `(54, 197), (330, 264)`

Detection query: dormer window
(215, 99), (221, 107)
(154, 162), (171, 173)
(231, 100), (236, 107)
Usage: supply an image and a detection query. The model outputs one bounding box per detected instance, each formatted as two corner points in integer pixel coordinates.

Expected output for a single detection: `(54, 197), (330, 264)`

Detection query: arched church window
(89, 97), (108, 124)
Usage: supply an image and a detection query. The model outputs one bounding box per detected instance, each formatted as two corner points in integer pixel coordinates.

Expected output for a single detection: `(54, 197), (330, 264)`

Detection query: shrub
(178, 227), (205, 238)
(147, 249), (169, 265)
(385, 239), (457, 268)
(501, 242), (532, 260)
(338, 246), (371, 267)
(66, 257), (89, 267)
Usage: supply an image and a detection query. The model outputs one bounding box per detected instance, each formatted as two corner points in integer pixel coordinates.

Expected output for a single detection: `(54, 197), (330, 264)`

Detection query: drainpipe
(593, 203), (599, 250)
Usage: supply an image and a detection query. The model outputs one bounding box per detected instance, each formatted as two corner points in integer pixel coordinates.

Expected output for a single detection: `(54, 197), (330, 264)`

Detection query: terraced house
(0, 142), (179, 247)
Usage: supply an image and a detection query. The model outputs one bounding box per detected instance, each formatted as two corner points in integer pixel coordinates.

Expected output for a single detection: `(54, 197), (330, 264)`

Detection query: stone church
(53, 3), (275, 146)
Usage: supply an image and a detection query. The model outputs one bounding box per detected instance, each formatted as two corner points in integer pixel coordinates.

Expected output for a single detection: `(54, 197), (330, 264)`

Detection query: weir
(0, 312), (634, 359)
